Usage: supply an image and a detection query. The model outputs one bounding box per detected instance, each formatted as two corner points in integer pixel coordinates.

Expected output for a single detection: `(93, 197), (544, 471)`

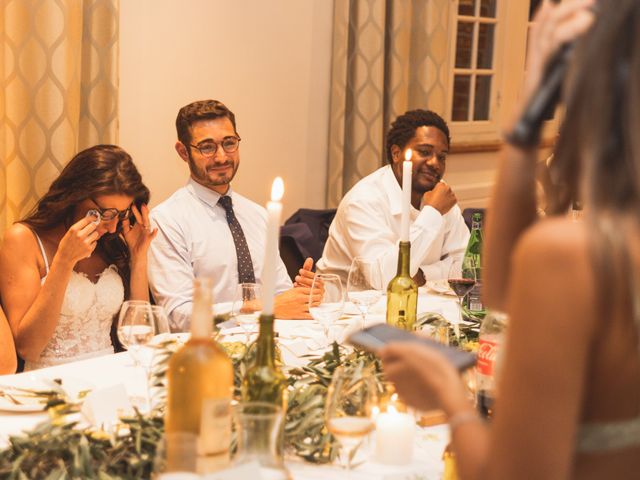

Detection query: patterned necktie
(218, 195), (256, 283)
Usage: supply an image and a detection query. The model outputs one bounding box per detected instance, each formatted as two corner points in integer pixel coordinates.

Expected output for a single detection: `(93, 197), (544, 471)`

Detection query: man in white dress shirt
(317, 109), (470, 286)
(149, 99), (316, 331)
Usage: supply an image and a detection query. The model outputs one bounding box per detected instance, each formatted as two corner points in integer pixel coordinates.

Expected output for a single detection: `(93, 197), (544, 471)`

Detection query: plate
(0, 375), (93, 413)
(427, 279), (455, 296)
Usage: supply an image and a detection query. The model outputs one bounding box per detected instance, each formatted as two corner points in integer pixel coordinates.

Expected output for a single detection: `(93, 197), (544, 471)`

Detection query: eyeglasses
(190, 136), (241, 157)
(90, 197), (132, 222)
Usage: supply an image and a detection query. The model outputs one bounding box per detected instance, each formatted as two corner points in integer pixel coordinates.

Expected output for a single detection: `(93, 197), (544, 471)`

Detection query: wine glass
(231, 283), (262, 344)
(117, 301), (154, 365)
(447, 258), (477, 324)
(325, 365), (378, 470)
(308, 274), (344, 343)
(347, 257), (384, 327)
(117, 300), (155, 412)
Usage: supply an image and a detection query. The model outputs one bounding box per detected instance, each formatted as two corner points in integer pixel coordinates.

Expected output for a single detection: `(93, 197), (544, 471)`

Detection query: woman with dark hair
(0, 145), (156, 370)
(382, 0), (640, 478)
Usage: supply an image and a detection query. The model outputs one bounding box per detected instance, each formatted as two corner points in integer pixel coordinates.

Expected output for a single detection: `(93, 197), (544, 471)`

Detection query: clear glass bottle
(464, 213), (484, 316)
(476, 310), (508, 419)
(165, 278), (233, 474)
(386, 241), (418, 330)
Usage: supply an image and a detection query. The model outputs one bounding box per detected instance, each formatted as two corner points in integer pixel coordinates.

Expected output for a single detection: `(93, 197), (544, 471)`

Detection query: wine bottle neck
(396, 241), (411, 277)
(255, 314), (276, 367)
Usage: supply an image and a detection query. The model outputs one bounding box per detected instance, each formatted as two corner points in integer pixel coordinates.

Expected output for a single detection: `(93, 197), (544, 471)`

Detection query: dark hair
(175, 99), (238, 148)
(385, 109), (451, 164)
(551, 0), (640, 310)
(21, 144), (150, 298)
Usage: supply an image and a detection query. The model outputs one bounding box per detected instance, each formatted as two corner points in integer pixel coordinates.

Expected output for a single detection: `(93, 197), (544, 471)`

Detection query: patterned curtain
(327, 0), (452, 207)
(0, 0), (119, 235)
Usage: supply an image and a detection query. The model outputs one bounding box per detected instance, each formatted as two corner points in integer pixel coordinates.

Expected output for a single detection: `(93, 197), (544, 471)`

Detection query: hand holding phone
(347, 323), (476, 371)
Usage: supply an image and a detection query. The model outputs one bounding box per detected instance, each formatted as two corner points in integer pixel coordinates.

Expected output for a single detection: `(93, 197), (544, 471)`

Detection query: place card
(80, 384), (133, 428)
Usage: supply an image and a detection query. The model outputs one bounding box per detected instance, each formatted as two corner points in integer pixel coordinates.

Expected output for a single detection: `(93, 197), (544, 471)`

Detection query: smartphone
(347, 323), (477, 371)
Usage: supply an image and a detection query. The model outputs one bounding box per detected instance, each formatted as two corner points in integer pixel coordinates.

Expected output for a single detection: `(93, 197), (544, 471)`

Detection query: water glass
(309, 274), (344, 342)
(231, 283), (262, 344)
(347, 257), (384, 327)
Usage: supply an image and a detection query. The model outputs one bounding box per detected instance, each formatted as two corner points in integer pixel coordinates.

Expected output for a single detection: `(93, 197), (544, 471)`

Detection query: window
(451, 0), (497, 122)
(447, 0), (551, 149)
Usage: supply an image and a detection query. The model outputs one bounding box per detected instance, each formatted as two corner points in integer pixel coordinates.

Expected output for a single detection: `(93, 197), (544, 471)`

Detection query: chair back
(279, 208), (337, 281)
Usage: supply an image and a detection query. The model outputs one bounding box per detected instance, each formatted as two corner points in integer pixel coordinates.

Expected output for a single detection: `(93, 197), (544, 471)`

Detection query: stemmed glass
(347, 257), (384, 327)
(447, 258), (477, 324)
(308, 274), (344, 344)
(117, 301), (169, 412)
(117, 300), (155, 366)
(231, 283), (262, 344)
(325, 365), (378, 471)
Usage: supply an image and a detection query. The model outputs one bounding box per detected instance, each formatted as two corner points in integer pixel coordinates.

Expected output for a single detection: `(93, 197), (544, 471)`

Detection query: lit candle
(262, 177), (284, 315)
(374, 405), (415, 465)
(400, 149), (412, 242)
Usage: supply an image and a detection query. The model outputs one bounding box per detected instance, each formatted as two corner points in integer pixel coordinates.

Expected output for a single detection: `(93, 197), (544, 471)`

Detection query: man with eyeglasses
(317, 109), (470, 287)
(148, 99), (317, 331)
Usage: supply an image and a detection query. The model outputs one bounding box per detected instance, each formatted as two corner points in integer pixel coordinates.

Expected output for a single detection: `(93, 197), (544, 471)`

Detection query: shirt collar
(186, 177), (233, 209)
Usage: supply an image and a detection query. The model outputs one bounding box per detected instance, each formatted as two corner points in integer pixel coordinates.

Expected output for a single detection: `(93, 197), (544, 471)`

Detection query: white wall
(120, 1), (544, 217)
(119, 0), (333, 219)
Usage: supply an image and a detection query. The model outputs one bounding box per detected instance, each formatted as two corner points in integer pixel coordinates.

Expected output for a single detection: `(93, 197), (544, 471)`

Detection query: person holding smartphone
(0, 145), (157, 370)
(380, 1), (640, 478)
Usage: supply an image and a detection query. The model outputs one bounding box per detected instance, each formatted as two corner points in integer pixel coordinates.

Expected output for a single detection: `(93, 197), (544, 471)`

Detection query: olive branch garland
(0, 313), (474, 479)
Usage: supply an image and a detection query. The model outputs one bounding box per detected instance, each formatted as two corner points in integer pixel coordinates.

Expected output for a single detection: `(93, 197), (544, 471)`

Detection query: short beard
(187, 154), (237, 188)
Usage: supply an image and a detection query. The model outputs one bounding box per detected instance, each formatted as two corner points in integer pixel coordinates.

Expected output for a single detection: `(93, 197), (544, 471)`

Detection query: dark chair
(462, 207), (486, 231)
(279, 208), (337, 281)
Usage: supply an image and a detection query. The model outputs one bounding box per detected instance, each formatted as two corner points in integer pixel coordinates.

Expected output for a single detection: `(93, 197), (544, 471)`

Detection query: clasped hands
(274, 257), (323, 319)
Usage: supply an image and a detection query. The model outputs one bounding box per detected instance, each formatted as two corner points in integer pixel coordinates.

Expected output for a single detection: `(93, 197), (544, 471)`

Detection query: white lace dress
(24, 233), (125, 371)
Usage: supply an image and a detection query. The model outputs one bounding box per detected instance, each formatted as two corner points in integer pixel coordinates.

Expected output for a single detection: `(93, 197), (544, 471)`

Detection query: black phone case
(347, 323), (477, 371)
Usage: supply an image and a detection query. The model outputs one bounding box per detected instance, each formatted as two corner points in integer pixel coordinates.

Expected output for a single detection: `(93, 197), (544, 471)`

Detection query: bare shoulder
(2, 223), (37, 250)
(513, 218), (588, 267)
(0, 223), (40, 263)
(510, 218), (596, 331)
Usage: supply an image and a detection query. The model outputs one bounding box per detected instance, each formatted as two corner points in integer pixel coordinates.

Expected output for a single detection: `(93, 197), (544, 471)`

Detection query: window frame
(445, 0), (558, 151)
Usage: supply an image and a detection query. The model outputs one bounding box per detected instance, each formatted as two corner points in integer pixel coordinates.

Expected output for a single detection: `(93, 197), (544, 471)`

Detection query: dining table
(0, 286), (468, 480)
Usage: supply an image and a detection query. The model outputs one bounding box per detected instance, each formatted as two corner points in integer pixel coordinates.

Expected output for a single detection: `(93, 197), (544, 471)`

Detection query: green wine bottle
(464, 212), (484, 315)
(386, 241), (418, 330)
(241, 313), (287, 409)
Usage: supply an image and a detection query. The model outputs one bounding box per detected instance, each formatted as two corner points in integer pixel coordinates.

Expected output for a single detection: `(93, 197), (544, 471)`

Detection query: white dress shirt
(317, 165), (470, 286)
(149, 178), (292, 331)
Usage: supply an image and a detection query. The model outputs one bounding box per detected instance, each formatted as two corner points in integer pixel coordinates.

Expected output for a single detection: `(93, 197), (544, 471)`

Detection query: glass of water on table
(308, 273), (344, 343)
(347, 257), (384, 327)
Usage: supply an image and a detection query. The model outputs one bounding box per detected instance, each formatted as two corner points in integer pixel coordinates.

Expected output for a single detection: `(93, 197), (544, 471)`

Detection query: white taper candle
(262, 177), (284, 315)
(400, 149), (412, 242)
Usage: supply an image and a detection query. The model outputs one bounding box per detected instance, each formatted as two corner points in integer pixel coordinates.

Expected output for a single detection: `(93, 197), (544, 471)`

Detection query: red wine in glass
(448, 278), (476, 298)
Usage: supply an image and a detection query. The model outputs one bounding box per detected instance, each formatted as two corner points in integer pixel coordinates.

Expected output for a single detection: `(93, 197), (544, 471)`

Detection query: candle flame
(404, 148), (412, 162)
(391, 393), (398, 402)
(372, 406), (380, 419)
(271, 177), (284, 201)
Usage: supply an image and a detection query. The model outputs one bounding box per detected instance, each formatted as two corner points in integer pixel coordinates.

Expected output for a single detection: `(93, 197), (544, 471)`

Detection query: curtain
(0, 0), (119, 235)
(327, 0), (452, 207)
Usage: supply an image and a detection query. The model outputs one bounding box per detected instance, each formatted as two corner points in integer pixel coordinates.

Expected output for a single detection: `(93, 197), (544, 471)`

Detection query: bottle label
(197, 398), (231, 473)
(477, 338), (498, 376)
(466, 283), (483, 312)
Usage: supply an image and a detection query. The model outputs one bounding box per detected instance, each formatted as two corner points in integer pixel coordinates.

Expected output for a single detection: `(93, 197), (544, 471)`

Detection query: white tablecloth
(0, 289), (461, 479)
